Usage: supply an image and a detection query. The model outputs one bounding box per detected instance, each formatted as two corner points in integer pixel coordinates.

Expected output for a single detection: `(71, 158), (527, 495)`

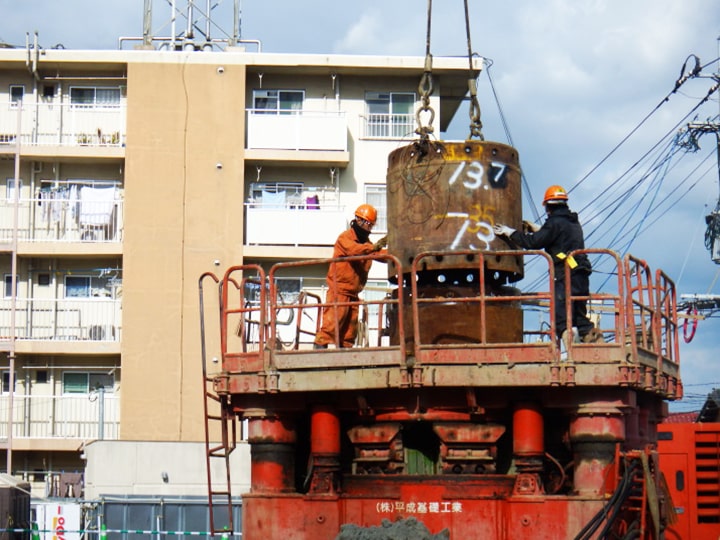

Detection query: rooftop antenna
(131, 0), (260, 51)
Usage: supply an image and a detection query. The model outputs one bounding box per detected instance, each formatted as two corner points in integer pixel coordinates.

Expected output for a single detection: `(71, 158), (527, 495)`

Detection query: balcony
(245, 202), (347, 247)
(245, 109), (349, 166)
(0, 100), (125, 152)
(0, 194), (123, 245)
(0, 297), (121, 342)
(0, 393), (119, 443)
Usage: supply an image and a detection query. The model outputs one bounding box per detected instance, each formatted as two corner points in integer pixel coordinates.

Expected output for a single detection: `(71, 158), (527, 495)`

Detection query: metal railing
(0, 196), (123, 243)
(0, 297), (121, 341)
(362, 113), (415, 139)
(0, 100), (126, 148)
(0, 393), (119, 440)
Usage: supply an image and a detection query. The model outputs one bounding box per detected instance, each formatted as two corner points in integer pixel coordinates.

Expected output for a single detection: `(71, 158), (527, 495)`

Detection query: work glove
(522, 220), (540, 233)
(372, 235), (388, 251)
(492, 224), (515, 237)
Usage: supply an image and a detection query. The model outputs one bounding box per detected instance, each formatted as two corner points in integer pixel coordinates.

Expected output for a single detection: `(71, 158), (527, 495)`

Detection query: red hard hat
(355, 204), (377, 225)
(543, 185), (569, 205)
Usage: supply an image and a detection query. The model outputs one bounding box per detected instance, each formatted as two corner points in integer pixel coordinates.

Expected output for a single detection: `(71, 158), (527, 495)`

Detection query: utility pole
(682, 39), (720, 263)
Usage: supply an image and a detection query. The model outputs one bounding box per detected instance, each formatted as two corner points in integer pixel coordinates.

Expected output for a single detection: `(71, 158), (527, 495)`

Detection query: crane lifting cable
(415, 0), (483, 142)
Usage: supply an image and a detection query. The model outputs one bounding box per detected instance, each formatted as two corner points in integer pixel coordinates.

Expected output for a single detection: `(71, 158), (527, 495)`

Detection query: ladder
(200, 272), (237, 536)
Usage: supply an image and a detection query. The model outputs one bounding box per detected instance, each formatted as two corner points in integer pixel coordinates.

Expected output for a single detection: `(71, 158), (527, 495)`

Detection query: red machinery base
(241, 479), (608, 540)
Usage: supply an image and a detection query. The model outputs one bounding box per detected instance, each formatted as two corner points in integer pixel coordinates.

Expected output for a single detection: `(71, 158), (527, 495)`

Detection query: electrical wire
(484, 60), (541, 222)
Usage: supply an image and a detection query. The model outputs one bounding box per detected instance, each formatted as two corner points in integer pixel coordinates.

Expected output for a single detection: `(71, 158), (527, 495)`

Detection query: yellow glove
(522, 220), (540, 233)
(372, 235), (388, 251)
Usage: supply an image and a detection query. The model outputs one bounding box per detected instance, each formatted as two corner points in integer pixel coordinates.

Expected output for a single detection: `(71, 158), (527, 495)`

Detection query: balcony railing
(246, 109), (347, 151)
(0, 393), (119, 440)
(245, 202), (347, 246)
(0, 100), (126, 148)
(0, 297), (121, 341)
(362, 113), (415, 139)
(0, 195), (123, 243)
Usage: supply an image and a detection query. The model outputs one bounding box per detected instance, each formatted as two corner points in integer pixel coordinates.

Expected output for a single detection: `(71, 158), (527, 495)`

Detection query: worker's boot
(313, 343), (328, 349)
(582, 327), (604, 343)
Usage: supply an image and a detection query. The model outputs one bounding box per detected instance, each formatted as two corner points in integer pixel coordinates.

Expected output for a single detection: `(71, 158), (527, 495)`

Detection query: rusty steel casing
(386, 139), (523, 281)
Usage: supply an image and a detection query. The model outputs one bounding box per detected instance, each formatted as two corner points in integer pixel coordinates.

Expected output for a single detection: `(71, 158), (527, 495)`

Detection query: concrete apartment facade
(0, 44), (477, 498)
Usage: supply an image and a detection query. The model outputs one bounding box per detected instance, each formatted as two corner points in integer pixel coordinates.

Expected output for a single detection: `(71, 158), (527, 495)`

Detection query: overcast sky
(3, 1), (719, 411)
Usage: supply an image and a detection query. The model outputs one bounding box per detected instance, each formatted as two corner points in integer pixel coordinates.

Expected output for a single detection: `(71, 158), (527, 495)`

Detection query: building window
(69, 86), (121, 107)
(1, 371), (16, 394)
(65, 276), (91, 298)
(365, 184), (388, 233)
(253, 89), (304, 114)
(10, 85), (24, 107)
(364, 91), (415, 138)
(42, 84), (55, 99)
(64, 274), (114, 298)
(5, 178), (22, 201)
(3, 274), (18, 298)
(62, 372), (114, 394)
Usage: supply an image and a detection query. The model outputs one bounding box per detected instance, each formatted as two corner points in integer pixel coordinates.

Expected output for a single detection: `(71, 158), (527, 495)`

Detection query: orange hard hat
(542, 185), (569, 205)
(355, 204), (377, 225)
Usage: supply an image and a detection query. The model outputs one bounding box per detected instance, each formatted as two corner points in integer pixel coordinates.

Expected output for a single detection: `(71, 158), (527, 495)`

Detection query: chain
(415, 0), (435, 140)
(464, 0), (483, 140)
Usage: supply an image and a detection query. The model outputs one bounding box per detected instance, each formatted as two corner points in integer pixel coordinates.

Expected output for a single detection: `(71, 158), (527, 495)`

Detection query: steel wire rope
(568, 85), (719, 291)
(520, 125), (682, 292)
(580, 78), (720, 220)
(484, 59), (542, 222)
(583, 137), (682, 246)
(568, 55), (716, 197)
(521, 137), (704, 293)
(564, 82), (720, 288)
(591, 145), (714, 259)
(577, 98), (712, 229)
(463, 0), (483, 140)
(581, 135), (680, 233)
(620, 153), (715, 247)
(591, 154), (712, 293)
(588, 140), (683, 289)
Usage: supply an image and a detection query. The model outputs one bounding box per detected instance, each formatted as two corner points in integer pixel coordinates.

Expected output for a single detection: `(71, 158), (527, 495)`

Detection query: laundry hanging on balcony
(79, 186), (117, 225)
(261, 189), (287, 209)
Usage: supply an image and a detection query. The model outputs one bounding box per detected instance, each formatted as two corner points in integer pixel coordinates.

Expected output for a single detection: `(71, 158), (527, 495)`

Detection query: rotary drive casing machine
(200, 139), (682, 539)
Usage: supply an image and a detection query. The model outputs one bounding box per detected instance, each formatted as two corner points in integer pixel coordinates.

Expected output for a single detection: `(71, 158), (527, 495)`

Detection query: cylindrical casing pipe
(569, 404), (625, 496)
(247, 415), (297, 493)
(386, 139), (523, 281)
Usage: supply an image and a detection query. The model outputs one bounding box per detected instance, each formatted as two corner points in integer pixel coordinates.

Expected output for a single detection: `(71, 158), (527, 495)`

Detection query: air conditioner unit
(88, 325), (115, 340)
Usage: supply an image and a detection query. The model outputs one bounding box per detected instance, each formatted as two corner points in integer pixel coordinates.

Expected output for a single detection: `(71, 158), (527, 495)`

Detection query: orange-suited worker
(313, 204), (387, 349)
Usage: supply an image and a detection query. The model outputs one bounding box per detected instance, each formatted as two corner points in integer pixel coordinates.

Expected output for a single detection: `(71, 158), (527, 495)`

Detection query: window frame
(364, 91), (416, 139)
(252, 89), (304, 114)
(62, 371), (115, 395)
(63, 273), (117, 298)
(3, 274), (18, 298)
(365, 184), (388, 233)
(5, 178), (22, 201)
(69, 86), (122, 108)
(1, 370), (17, 394)
(9, 85), (24, 108)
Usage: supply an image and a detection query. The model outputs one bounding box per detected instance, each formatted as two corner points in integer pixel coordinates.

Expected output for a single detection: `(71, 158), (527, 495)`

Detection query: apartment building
(0, 42), (477, 497)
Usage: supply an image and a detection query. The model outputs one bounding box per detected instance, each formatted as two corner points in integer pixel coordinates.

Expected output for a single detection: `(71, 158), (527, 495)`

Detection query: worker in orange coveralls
(313, 204), (387, 349)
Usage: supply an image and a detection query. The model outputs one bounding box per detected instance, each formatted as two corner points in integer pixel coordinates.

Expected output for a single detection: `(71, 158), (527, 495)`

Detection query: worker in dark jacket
(314, 204), (387, 349)
(493, 185), (603, 344)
